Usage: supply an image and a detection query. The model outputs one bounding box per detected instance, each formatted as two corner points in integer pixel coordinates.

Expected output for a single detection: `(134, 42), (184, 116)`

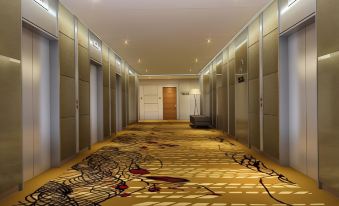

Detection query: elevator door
(288, 23), (317, 180)
(116, 74), (122, 131)
(163, 87), (177, 120)
(90, 64), (103, 145)
(22, 27), (51, 181)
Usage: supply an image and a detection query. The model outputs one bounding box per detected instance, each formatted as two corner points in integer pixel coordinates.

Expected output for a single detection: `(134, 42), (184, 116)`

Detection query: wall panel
(102, 45), (110, 138)
(0, 0), (22, 194)
(78, 21), (90, 150)
(0, 0), (21, 60)
(317, 0), (339, 194)
(235, 32), (248, 145)
(110, 52), (116, 134)
(59, 4), (76, 162)
(228, 57), (235, 136)
(263, 0), (279, 160)
(222, 49), (229, 133)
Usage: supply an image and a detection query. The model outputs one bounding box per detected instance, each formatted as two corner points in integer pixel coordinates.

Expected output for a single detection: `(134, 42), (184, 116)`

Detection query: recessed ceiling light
(207, 39), (212, 44)
(138, 58), (141, 63)
(195, 58), (198, 63)
(124, 40), (129, 45)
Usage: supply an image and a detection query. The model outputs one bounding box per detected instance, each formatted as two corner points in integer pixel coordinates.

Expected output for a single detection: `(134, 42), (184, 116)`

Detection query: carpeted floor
(1, 123), (338, 206)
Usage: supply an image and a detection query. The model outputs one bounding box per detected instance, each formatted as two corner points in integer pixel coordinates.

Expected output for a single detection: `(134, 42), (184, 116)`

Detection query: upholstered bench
(190, 115), (211, 128)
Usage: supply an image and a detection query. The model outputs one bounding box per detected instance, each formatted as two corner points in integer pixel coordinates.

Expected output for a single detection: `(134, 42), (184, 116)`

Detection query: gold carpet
(1, 123), (338, 206)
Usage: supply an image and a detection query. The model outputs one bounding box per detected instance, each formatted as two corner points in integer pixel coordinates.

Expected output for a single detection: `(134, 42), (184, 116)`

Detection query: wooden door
(163, 87), (177, 120)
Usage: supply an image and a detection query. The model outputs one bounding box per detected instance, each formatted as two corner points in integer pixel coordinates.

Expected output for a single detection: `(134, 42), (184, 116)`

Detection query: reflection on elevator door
(22, 27), (51, 181)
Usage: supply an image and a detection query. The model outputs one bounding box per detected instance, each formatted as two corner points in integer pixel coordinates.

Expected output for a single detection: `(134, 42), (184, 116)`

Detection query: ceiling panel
(60, 0), (270, 74)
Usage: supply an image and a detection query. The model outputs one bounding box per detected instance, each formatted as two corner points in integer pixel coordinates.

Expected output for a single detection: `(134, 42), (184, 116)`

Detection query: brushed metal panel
(222, 60), (228, 132)
(58, 4), (74, 39)
(263, 29), (279, 76)
(111, 72), (116, 89)
(79, 115), (90, 150)
(263, 73), (278, 115)
(60, 33), (75, 78)
(229, 84), (235, 136)
(280, 0), (315, 34)
(263, 0), (278, 36)
(60, 117), (76, 161)
(78, 45), (90, 82)
(248, 17), (260, 46)
(102, 45), (109, 87)
(263, 115), (279, 159)
(79, 80), (90, 115)
(249, 79), (259, 114)
(103, 86), (110, 138)
(222, 62), (228, 87)
(317, 0), (339, 57)
(249, 113), (260, 149)
(22, 0), (58, 37)
(229, 60), (235, 85)
(110, 52), (117, 81)
(0, 58), (22, 193)
(318, 53), (339, 193)
(235, 41), (248, 74)
(235, 79), (249, 145)
(0, 0), (21, 59)
(249, 43), (259, 80)
(111, 88), (116, 134)
(77, 21), (88, 49)
(229, 43), (235, 60)
(60, 76), (75, 118)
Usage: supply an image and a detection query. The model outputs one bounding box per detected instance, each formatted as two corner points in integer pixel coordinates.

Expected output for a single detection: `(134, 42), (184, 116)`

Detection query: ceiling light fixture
(207, 39), (211, 44)
(138, 58), (141, 63)
(195, 58), (198, 63)
(124, 40), (129, 45)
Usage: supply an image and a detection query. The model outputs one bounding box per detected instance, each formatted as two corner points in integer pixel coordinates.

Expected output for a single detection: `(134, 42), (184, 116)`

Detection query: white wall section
(139, 79), (199, 120)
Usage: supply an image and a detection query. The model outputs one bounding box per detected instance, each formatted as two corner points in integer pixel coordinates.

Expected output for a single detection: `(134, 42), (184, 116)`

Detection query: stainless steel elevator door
(288, 23), (317, 180)
(90, 64), (104, 145)
(22, 27), (51, 181)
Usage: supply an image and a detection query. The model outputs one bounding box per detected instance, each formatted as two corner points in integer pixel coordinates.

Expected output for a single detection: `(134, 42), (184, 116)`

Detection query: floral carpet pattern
(16, 123), (334, 206)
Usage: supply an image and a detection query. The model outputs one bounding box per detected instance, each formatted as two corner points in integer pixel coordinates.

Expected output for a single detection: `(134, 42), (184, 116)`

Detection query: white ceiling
(60, 0), (270, 75)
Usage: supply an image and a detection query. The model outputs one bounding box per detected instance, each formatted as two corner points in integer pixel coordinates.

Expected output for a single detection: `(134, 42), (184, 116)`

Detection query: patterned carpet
(13, 123), (339, 205)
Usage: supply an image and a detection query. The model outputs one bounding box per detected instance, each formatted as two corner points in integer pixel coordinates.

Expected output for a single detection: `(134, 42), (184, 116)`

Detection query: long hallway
(2, 123), (337, 206)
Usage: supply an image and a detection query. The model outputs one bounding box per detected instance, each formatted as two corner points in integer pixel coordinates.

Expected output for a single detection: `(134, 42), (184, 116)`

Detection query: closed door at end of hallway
(163, 87), (177, 120)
